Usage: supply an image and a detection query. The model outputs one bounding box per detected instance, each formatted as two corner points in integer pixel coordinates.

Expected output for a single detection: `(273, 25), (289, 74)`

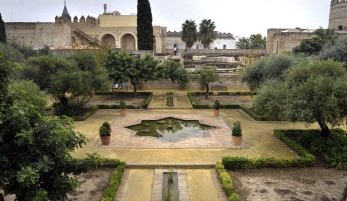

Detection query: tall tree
(104, 50), (160, 96)
(193, 66), (219, 98)
(249, 34), (266, 49)
(181, 20), (198, 49)
(0, 13), (6, 44)
(0, 52), (100, 201)
(198, 19), (216, 49)
(236, 37), (250, 49)
(137, 0), (154, 50)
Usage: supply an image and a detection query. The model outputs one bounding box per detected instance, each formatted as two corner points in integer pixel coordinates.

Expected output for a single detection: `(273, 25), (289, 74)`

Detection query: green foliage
(192, 66), (219, 98)
(119, 100), (127, 109)
(101, 162), (126, 201)
(215, 163), (242, 200)
(290, 129), (347, 169)
(236, 37), (250, 49)
(137, 0), (154, 50)
(143, 92), (153, 109)
(292, 37), (323, 55)
(198, 19), (216, 49)
(99, 122), (111, 136)
(0, 43), (26, 63)
(104, 50), (160, 96)
(157, 60), (189, 90)
(167, 93), (173, 107)
(213, 100), (221, 110)
(240, 54), (297, 92)
(319, 36), (347, 67)
(232, 121), (242, 136)
(249, 33), (266, 49)
(240, 105), (278, 121)
(181, 20), (198, 49)
(0, 13), (6, 44)
(9, 42), (38, 59)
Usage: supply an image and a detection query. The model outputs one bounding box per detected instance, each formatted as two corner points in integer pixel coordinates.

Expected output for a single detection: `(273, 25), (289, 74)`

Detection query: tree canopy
(198, 19), (216, 49)
(250, 56), (347, 138)
(0, 13), (6, 44)
(137, 0), (154, 50)
(0, 52), (99, 200)
(157, 60), (189, 89)
(181, 20), (198, 49)
(104, 50), (160, 96)
(192, 66), (219, 98)
(236, 34), (266, 49)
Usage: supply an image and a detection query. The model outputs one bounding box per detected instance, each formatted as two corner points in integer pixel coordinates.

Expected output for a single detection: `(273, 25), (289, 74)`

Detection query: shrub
(101, 162), (126, 201)
(143, 92), (153, 109)
(119, 101), (127, 109)
(215, 163), (242, 200)
(99, 122), (111, 136)
(213, 100), (221, 110)
(232, 121), (242, 136)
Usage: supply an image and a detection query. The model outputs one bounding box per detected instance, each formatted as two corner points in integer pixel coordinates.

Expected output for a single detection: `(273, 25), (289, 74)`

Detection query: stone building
(4, 2), (235, 54)
(267, 0), (347, 54)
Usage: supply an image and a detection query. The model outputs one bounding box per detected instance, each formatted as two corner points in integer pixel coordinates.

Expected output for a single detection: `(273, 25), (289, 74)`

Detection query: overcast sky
(1, 0), (331, 37)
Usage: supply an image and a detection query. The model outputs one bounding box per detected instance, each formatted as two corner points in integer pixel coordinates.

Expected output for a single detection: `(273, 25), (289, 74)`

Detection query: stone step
(126, 162), (216, 169)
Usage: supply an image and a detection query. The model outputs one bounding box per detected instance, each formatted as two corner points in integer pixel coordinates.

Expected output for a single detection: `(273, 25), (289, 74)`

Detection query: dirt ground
(229, 167), (347, 201)
(85, 95), (147, 107)
(194, 95), (254, 108)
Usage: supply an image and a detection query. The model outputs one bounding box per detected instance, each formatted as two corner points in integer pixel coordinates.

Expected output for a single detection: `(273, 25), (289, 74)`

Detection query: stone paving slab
(93, 113), (248, 149)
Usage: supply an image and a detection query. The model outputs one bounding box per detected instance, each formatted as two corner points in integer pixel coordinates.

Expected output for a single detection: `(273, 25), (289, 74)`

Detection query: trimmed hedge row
(101, 162), (126, 201)
(72, 92), (153, 121)
(95, 91), (152, 96)
(239, 105), (278, 121)
(216, 163), (242, 201)
(222, 130), (315, 170)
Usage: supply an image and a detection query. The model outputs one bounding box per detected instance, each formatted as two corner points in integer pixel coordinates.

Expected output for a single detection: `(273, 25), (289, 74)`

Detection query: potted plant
(232, 121), (242, 146)
(99, 121), (111, 145)
(119, 100), (127, 116)
(213, 100), (221, 116)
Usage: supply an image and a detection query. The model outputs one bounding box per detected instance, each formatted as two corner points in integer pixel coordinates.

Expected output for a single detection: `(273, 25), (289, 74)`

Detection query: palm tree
(236, 38), (250, 49)
(198, 19), (216, 49)
(314, 26), (337, 45)
(181, 20), (198, 49)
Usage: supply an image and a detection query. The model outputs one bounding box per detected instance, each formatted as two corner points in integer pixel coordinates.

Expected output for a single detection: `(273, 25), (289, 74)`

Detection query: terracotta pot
(213, 109), (220, 116)
(232, 136), (242, 146)
(120, 109), (127, 116)
(100, 135), (111, 145)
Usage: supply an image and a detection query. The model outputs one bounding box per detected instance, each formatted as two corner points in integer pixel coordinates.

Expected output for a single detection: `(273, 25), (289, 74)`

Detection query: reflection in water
(126, 117), (214, 142)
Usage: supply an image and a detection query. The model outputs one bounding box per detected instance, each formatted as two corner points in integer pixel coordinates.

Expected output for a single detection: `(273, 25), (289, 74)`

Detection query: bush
(232, 121), (242, 136)
(240, 105), (278, 121)
(101, 162), (126, 201)
(99, 122), (111, 136)
(215, 163), (242, 200)
(287, 129), (347, 169)
(213, 100), (221, 110)
(143, 92), (153, 109)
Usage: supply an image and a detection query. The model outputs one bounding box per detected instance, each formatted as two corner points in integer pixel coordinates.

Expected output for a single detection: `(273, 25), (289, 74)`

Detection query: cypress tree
(137, 0), (154, 50)
(0, 13), (7, 44)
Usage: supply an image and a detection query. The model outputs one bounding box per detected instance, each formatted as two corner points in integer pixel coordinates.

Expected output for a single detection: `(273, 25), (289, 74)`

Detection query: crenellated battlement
(331, 0), (347, 6)
(55, 15), (97, 26)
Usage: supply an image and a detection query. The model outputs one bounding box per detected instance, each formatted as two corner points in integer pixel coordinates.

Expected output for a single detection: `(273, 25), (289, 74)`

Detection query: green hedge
(217, 91), (253, 96)
(240, 105), (278, 121)
(72, 105), (100, 121)
(101, 162), (126, 201)
(216, 163), (242, 201)
(222, 130), (315, 170)
(143, 92), (153, 109)
(95, 91), (152, 96)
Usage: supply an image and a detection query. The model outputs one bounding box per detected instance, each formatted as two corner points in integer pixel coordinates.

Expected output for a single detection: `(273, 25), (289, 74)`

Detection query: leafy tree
(0, 43), (26, 63)
(198, 19), (216, 49)
(24, 52), (109, 116)
(192, 66), (219, 98)
(157, 60), (189, 89)
(181, 20), (198, 49)
(0, 13), (6, 44)
(292, 37), (323, 55)
(0, 52), (100, 200)
(319, 36), (347, 67)
(249, 34), (266, 49)
(293, 27), (337, 55)
(137, 0), (154, 50)
(314, 26), (337, 45)
(8, 42), (38, 59)
(240, 54), (299, 92)
(104, 50), (160, 96)
(253, 59), (347, 138)
(236, 37), (250, 49)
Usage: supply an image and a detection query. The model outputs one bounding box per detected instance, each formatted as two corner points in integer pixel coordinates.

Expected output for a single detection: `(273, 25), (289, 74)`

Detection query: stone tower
(329, 0), (347, 30)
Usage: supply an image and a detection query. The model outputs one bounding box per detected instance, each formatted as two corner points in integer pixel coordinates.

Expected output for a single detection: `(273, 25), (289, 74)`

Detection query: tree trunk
(133, 84), (137, 97)
(317, 120), (332, 138)
(0, 193), (5, 201)
(60, 95), (69, 114)
(205, 84), (209, 99)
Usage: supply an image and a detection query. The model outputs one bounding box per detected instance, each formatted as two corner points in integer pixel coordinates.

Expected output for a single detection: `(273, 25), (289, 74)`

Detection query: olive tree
(192, 66), (219, 98)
